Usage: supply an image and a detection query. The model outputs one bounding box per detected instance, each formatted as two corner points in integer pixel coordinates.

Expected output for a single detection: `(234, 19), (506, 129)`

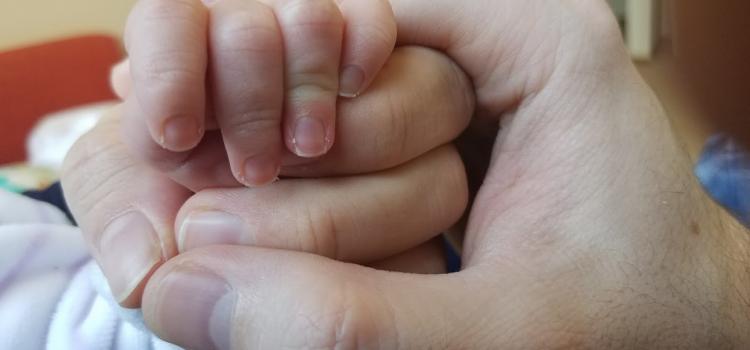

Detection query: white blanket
(0, 190), (181, 350)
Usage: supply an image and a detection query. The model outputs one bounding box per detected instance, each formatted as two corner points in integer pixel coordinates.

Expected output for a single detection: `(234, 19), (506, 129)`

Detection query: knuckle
(409, 48), (474, 137)
(278, 0), (342, 29)
(222, 107), (281, 139)
(350, 22), (396, 58)
(296, 204), (340, 259)
(215, 10), (282, 56)
(288, 78), (339, 99)
(61, 124), (139, 222)
(436, 146), (470, 223)
(376, 95), (411, 166)
(445, 61), (476, 125)
(282, 279), (392, 349)
(139, 0), (202, 23)
(139, 51), (203, 87)
(277, 0), (342, 91)
(61, 121), (121, 187)
(126, 0), (203, 52)
(288, 73), (339, 95)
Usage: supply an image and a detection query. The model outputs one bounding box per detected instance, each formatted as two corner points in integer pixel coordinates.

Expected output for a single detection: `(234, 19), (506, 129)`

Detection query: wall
(672, 0), (750, 146)
(608, 0), (627, 19)
(0, 0), (137, 51)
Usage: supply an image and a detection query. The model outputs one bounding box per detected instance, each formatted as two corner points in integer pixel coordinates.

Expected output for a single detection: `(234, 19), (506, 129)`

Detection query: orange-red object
(0, 35), (122, 164)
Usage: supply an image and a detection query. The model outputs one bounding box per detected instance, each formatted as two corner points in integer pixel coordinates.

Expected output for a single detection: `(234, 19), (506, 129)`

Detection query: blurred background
(0, 0), (747, 192)
(0, 0), (135, 51)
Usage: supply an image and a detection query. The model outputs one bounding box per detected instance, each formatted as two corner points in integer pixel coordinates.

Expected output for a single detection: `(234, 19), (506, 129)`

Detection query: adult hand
(138, 0), (750, 348)
(61, 46), (474, 307)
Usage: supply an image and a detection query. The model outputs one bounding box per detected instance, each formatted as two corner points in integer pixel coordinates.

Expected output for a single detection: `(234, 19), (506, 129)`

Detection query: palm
(396, 0), (749, 345)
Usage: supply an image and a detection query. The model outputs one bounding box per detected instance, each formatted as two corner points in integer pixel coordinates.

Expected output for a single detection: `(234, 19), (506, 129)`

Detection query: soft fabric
(695, 134), (750, 225)
(0, 190), (180, 350)
(0, 164), (57, 193)
(27, 102), (113, 173)
(23, 183), (75, 224)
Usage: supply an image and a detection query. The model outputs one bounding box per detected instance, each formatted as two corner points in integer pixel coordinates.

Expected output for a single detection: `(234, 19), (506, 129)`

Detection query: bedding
(0, 101), (112, 193)
(0, 165), (56, 193)
(0, 190), (181, 350)
(27, 102), (114, 172)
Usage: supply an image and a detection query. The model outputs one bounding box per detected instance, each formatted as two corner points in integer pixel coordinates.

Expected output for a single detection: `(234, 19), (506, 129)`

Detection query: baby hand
(120, 0), (397, 187)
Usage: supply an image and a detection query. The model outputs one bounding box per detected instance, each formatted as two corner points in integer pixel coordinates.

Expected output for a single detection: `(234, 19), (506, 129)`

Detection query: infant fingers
(129, 47), (473, 191)
(125, 0), (208, 152)
(336, 0), (397, 97)
(270, 0), (398, 158)
(207, 0), (285, 187)
(272, 0), (344, 158)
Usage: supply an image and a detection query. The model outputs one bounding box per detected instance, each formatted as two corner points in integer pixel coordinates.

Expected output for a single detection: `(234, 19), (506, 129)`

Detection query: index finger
(125, 0), (208, 152)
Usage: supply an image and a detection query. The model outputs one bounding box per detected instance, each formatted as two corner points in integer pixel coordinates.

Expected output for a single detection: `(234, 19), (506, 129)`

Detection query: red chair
(0, 35), (122, 164)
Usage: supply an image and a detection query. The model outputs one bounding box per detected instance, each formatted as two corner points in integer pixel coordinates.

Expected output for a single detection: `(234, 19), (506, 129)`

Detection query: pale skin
(66, 46), (474, 307)
(122, 0), (398, 188)
(62, 0), (750, 348)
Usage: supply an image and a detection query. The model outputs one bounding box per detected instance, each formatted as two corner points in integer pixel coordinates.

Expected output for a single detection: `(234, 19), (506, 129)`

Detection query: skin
(62, 0), (750, 348)
(63, 46), (474, 308)
(123, 0), (398, 187)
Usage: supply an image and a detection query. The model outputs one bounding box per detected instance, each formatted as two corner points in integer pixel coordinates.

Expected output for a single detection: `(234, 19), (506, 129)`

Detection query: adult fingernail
(178, 211), (248, 252)
(160, 116), (202, 152)
(292, 116), (330, 158)
(339, 65), (365, 98)
(153, 267), (235, 350)
(240, 154), (281, 187)
(98, 211), (162, 303)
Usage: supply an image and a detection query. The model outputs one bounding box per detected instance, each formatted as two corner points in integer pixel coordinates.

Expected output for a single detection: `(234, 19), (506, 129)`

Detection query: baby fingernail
(99, 211), (162, 304)
(339, 65), (365, 98)
(178, 211), (247, 252)
(153, 267), (235, 350)
(240, 154), (281, 187)
(292, 116), (331, 158)
(160, 116), (202, 152)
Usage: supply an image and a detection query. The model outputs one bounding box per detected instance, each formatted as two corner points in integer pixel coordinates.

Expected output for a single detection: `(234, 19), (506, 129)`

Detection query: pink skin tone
(82, 46), (474, 308)
(63, 0), (750, 348)
(122, 0), (397, 188)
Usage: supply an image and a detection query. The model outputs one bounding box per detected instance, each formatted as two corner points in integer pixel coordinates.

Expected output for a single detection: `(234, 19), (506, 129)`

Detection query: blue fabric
(442, 235), (462, 273)
(24, 182), (76, 224)
(695, 134), (750, 225)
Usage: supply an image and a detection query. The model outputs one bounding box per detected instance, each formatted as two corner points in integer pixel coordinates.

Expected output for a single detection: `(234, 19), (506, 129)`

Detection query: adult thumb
(142, 245), (478, 349)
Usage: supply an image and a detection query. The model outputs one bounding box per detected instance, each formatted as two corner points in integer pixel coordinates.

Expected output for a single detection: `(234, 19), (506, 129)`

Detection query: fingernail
(98, 211), (162, 303)
(178, 211), (248, 252)
(339, 65), (365, 98)
(292, 116), (330, 158)
(201, 0), (218, 5)
(160, 116), (202, 152)
(240, 155), (281, 187)
(154, 268), (235, 350)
